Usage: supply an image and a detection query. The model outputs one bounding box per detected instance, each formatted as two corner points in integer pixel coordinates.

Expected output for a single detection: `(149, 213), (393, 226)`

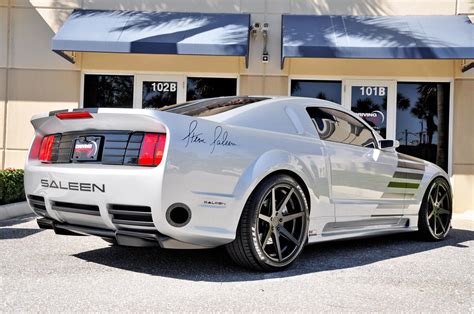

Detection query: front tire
(226, 174), (309, 271)
(417, 177), (452, 241)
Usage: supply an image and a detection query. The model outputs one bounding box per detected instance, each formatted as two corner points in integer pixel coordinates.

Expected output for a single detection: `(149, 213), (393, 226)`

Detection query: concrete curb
(0, 201), (32, 221)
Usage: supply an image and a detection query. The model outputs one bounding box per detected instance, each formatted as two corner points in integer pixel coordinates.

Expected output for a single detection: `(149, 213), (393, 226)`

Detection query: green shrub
(0, 168), (26, 205)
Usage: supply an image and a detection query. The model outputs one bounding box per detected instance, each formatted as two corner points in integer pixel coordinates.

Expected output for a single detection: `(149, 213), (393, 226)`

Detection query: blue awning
(282, 15), (474, 67)
(53, 10), (250, 64)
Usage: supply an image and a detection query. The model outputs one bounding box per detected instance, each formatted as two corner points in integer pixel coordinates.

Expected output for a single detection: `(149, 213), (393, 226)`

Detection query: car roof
(204, 96), (349, 122)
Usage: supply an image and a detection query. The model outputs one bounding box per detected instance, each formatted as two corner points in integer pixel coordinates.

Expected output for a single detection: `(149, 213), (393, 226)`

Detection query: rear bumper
(24, 162), (238, 248)
(37, 217), (206, 249)
(25, 162), (164, 230)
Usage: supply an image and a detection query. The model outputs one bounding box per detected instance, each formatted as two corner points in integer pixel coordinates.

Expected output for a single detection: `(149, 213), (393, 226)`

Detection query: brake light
(38, 135), (56, 162)
(56, 112), (93, 120)
(138, 133), (167, 166)
(154, 134), (166, 165)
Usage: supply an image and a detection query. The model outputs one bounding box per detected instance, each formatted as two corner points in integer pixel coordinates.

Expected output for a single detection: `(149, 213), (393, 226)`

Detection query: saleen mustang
(25, 96), (453, 271)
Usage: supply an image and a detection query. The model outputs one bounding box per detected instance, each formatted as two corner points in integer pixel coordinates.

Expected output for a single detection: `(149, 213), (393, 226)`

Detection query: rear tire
(226, 174), (309, 271)
(417, 177), (452, 241)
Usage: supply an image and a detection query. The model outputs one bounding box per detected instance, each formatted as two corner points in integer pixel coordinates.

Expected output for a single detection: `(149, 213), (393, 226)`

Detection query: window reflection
(142, 81), (178, 109)
(307, 107), (376, 148)
(291, 80), (342, 104)
(83, 74), (134, 108)
(187, 77), (237, 101)
(396, 82), (450, 171)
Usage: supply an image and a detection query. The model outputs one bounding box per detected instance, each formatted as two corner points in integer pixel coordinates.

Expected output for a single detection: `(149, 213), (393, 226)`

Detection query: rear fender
(404, 162), (452, 217)
(230, 150), (318, 233)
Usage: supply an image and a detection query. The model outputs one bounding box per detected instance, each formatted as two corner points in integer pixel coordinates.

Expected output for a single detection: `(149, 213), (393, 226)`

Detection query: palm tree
(411, 84), (438, 145)
(435, 84), (448, 169)
(397, 92), (410, 110)
(354, 97), (380, 113)
(406, 83), (448, 170)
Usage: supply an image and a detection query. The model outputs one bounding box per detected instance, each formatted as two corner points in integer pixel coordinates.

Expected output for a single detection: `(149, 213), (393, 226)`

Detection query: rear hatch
(25, 108), (170, 231)
(29, 108), (168, 167)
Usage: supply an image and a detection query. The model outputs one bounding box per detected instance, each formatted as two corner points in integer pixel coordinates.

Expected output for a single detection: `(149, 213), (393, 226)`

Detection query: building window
(83, 74), (134, 108)
(349, 85), (388, 138)
(142, 81), (178, 109)
(396, 82), (450, 171)
(186, 77), (237, 101)
(291, 80), (342, 104)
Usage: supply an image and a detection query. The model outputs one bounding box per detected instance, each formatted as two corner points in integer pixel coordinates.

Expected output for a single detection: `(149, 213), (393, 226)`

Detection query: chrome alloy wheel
(256, 184), (306, 263)
(426, 179), (452, 238)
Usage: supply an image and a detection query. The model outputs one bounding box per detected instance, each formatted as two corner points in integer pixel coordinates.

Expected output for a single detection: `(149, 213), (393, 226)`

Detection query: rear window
(159, 96), (269, 117)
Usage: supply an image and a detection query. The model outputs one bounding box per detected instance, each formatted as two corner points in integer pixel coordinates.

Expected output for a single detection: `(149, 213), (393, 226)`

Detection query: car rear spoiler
(31, 108), (169, 136)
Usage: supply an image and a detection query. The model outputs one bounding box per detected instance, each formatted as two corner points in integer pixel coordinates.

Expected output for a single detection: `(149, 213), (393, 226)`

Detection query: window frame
(395, 81), (452, 172)
(306, 106), (380, 149)
(81, 72), (136, 109)
(80, 70), (239, 109)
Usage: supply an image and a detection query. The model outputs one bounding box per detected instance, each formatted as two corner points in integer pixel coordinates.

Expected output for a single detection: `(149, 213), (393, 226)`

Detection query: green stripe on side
(388, 182), (420, 189)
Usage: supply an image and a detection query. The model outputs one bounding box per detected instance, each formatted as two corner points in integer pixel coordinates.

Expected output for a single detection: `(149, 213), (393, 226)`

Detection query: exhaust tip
(166, 203), (191, 227)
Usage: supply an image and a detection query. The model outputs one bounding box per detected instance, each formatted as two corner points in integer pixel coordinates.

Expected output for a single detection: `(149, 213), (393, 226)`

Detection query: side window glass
(306, 107), (376, 148)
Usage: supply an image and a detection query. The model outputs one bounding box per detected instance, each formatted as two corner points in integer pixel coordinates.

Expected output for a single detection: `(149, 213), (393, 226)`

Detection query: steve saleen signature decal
(182, 120), (206, 147)
(182, 120), (237, 153)
(210, 126), (236, 153)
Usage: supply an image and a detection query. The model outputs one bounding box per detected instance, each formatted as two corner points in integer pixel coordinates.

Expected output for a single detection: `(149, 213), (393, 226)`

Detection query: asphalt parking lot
(1, 215), (472, 312)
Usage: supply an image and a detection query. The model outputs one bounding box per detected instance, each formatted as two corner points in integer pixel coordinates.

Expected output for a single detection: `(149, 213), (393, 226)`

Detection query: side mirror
(379, 139), (399, 150)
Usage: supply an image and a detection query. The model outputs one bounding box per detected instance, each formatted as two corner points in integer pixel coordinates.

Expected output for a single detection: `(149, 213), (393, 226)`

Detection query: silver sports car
(24, 96), (452, 271)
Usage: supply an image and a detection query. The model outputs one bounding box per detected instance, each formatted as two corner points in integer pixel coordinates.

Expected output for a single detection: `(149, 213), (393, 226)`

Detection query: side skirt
(307, 217), (418, 244)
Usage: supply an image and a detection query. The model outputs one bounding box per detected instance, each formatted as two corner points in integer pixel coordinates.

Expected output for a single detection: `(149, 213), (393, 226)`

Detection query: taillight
(28, 135), (43, 160)
(38, 135), (57, 162)
(56, 111), (93, 120)
(138, 133), (167, 166)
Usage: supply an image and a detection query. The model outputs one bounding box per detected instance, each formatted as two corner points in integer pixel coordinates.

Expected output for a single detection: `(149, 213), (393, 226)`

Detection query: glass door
(134, 75), (186, 109)
(344, 80), (396, 140)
